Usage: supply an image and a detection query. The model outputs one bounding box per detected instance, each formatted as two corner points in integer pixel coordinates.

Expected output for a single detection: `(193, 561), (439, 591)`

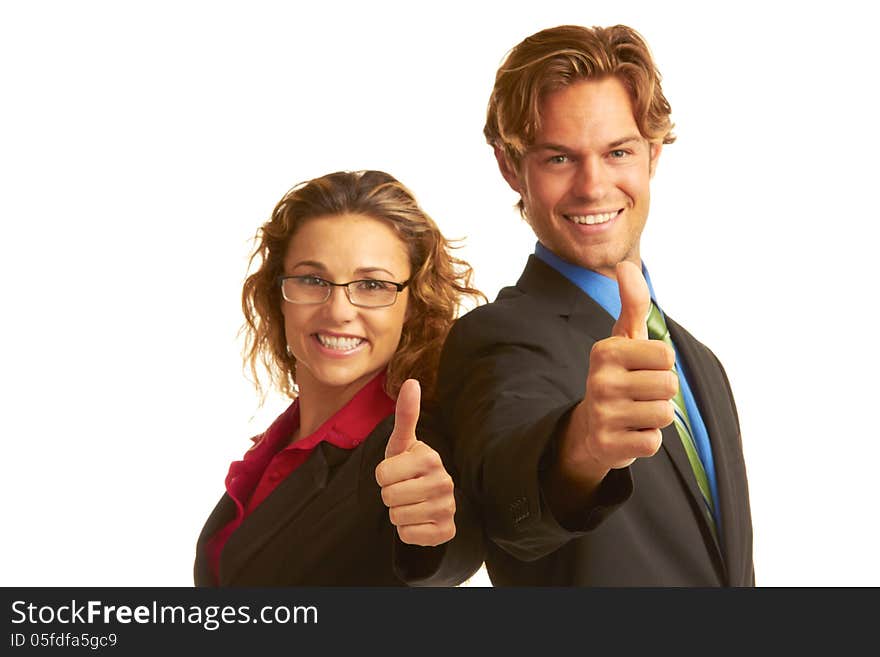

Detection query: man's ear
(494, 145), (523, 194)
(648, 142), (663, 178)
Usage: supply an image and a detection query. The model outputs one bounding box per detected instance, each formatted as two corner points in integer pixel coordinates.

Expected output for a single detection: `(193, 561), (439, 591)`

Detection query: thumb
(611, 261), (650, 340)
(385, 378), (421, 459)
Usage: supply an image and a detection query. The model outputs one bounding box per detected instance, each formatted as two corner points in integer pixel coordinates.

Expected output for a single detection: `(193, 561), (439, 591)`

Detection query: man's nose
(571, 157), (607, 200)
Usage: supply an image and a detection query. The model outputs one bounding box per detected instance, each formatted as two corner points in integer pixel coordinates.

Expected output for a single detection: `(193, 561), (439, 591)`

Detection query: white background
(2, 0), (877, 587)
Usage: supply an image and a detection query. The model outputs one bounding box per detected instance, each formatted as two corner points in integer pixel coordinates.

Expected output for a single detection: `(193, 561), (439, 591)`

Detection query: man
(436, 25), (754, 585)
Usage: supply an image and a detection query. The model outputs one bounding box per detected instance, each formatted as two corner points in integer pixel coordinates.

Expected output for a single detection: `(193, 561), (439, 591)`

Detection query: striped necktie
(646, 303), (718, 534)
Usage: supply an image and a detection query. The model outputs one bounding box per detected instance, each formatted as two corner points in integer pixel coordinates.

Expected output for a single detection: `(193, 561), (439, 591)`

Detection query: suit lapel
(516, 256), (614, 341)
(660, 404), (725, 573)
(218, 445), (334, 584)
(667, 317), (749, 583)
(193, 494), (236, 586)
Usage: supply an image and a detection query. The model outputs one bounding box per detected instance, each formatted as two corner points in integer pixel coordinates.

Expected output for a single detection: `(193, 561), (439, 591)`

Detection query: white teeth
(316, 334), (365, 351)
(567, 211), (618, 225)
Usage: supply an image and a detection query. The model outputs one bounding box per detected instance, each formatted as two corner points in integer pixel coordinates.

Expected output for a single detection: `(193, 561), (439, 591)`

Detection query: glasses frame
(277, 275), (410, 308)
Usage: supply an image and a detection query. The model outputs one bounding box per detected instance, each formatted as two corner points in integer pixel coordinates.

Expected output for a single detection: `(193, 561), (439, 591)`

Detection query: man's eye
(548, 154), (569, 164)
(609, 149), (628, 158)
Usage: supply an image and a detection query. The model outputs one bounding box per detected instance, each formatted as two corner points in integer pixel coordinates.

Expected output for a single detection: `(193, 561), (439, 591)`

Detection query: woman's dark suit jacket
(194, 413), (485, 586)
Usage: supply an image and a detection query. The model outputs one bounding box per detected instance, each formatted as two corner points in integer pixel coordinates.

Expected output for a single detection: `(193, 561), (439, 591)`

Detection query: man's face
(498, 77), (661, 278)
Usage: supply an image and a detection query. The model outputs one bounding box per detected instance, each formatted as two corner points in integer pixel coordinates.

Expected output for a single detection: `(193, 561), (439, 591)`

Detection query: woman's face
(281, 213), (411, 399)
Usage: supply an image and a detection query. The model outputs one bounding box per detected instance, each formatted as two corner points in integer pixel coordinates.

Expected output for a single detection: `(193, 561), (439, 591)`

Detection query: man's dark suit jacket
(194, 413), (485, 586)
(436, 256), (754, 586)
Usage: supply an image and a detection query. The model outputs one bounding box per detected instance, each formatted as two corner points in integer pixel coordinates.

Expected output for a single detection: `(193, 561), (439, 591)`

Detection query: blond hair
(486, 25), (676, 185)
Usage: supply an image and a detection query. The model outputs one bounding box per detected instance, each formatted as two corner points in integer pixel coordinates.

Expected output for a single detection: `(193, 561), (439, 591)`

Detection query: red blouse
(206, 371), (396, 582)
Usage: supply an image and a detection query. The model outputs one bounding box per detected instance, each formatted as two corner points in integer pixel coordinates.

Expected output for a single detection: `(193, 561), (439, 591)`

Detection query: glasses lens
(282, 276), (330, 303)
(348, 280), (398, 307)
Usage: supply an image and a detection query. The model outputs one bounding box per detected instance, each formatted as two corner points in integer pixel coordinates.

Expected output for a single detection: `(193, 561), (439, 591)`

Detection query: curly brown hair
(241, 170), (484, 402)
(485, 25), (676, 214)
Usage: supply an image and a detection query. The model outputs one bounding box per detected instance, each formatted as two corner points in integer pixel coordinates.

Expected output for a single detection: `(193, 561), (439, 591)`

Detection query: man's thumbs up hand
(375, 379), (456, 546)
(556, 261), (678, 499)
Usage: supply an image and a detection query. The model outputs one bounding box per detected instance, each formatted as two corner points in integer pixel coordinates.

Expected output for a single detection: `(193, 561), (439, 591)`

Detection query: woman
(194, 170), (485, 586)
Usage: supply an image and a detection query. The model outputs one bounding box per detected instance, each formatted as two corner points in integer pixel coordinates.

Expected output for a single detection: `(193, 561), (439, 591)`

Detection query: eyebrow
(608, 136), (643, 149)
(529, 135), (643, 152)
(289, 260), (326, 272)
(354, 266), (397, 278)
(289, 261), (397, 278)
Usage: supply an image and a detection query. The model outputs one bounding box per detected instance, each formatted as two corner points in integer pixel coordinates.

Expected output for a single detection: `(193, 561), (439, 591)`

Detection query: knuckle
(664, 371), (679, 398)
(411, 444), (441, 471)
(588, 370), (614, 399)
(434, 495), (456, 520)
(438, 521), (456, 543)
(594, 401), (620, 430)
(590, 339), (615, 365)
(424, 447), (443, 470)
(397, 526), (415, 545)
(590, 429), (613, 457)
(380, 488), (393, 508)
(645, 429), (663, 455)
(661, 402), (675, 426)
(430, 475), (454, 500)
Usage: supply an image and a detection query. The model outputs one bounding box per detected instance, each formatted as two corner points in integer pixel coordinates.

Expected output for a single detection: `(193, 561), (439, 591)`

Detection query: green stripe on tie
(646, 303), (718, 537)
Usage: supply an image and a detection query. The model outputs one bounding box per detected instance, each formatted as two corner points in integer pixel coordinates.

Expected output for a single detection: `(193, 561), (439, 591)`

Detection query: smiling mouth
(315, 333), (366, 351)
(563, 210), (621, 225)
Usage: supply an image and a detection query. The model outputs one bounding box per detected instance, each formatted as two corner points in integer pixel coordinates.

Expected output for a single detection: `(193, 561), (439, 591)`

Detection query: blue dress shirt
(534, 242), (720, 524)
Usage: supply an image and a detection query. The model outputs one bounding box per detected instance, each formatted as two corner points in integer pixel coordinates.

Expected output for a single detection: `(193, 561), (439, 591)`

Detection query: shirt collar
(304, 370), (396, 451)
(240, 369), (395, 466)
(222, 371), (395, 523)
(534, 241), (659, 319)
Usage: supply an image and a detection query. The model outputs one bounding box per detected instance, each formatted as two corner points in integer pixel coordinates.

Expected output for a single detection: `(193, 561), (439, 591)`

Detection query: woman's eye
(357, 280), (387, 291)
(300, 275), (327, 286)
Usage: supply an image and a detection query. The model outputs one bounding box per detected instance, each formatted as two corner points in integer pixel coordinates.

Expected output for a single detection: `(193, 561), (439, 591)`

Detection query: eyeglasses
(278, 275), (410, 308)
